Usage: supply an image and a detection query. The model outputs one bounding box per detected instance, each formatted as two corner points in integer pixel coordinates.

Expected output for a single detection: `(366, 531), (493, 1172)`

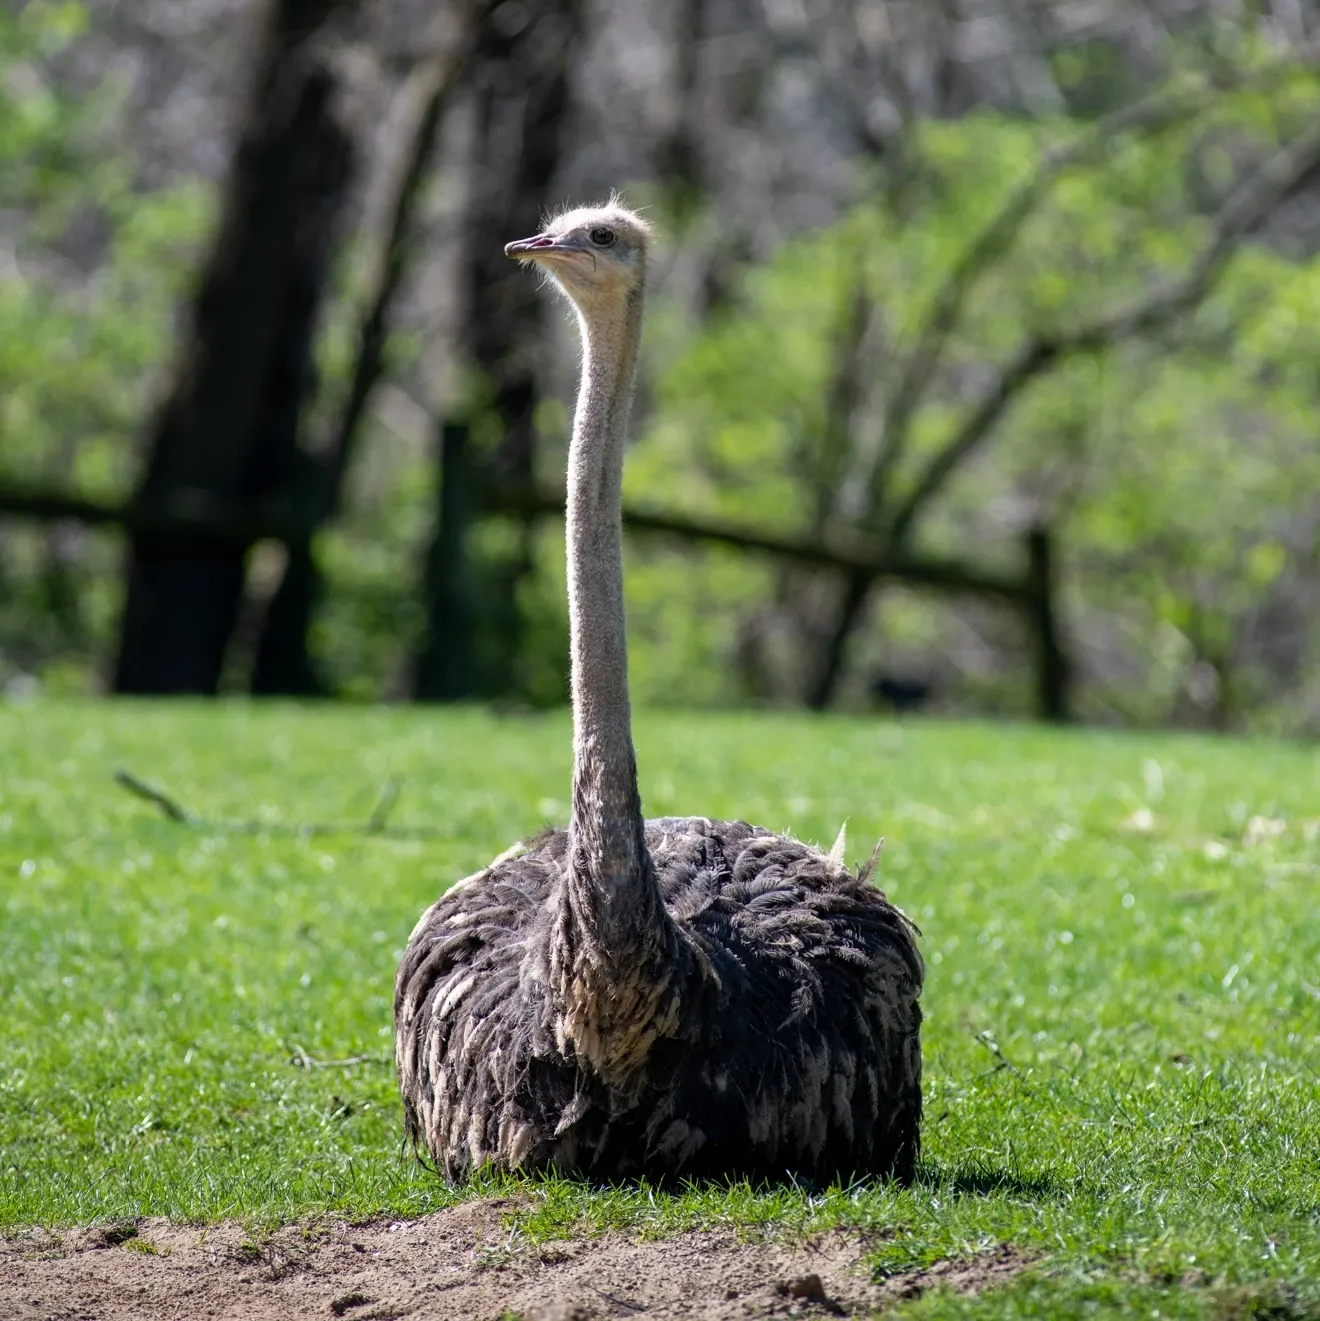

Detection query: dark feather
(394, 817), (923, 1184)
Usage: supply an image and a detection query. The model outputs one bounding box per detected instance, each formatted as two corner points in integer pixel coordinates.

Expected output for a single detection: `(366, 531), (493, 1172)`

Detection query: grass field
(1, 701), (1318, 1316)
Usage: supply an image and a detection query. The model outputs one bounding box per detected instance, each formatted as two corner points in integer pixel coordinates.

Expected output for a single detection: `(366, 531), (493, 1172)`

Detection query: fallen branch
(113, 768), (444, 840)
(287, 1043), (390, 1070)
(974, 1029), (1024, 1079)
(114, 769), (198, 825)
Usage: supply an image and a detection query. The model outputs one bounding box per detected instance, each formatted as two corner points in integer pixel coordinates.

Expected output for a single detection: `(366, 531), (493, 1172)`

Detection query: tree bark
(251, 29), (479, 695)
(1026, 525), (1069, 721)
(412, 0), (581, 701)
(806, 570), (872, 711)
(413, 422), (477, 700)
(112, 0), (351, 695)
(0, 476), (1031, 602)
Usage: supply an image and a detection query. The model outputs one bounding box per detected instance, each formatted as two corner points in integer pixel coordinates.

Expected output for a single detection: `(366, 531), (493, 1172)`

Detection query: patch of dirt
(0, 1200), (1031, 1320)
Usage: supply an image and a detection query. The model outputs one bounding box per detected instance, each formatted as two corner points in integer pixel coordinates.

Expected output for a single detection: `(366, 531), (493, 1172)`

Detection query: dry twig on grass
(112, 768), (443, 840)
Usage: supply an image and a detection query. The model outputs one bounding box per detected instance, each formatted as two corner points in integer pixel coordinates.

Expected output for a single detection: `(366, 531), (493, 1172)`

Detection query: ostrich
(394, 201), (923, 1184)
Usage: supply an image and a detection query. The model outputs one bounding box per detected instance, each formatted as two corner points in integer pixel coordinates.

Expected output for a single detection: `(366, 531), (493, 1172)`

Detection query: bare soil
(1, 1199), (1030, 1321)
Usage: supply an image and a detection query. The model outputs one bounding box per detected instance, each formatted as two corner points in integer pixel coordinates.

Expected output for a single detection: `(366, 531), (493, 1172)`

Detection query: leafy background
(3, 3), (1320, 730)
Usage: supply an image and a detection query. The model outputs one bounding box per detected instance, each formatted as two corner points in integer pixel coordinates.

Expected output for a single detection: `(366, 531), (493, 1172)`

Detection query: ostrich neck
(565, 285), (651, 904)
(551, 274), (689, 1079)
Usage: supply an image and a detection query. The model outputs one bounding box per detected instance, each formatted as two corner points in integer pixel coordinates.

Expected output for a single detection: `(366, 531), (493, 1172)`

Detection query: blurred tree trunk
(112, 0), (351, 695)
(251, 24), (478, 697)
(413, 0), (581, 702)
(1026, 526), (1069, 722)
(414, 421), (476, 700)
(657, 0), (704, 215)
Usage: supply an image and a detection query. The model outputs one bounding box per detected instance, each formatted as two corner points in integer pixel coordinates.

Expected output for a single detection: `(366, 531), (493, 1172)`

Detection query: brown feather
(395, 817), (922, 1184)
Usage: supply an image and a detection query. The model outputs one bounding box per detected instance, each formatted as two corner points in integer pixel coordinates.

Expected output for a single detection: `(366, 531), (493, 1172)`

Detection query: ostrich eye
(588, 226), (617, 247)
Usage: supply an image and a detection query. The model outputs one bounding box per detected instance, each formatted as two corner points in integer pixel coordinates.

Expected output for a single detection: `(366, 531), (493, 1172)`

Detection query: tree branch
(883, 115), (1320, 551)
(112, 766), (443, 840)
(316, 15), (485, 514)
(0, 475), (1030, 600)
(0, 486), (308, 544)
(485, 480), (1029, 600)
(864, 37), (1320, 520)
(813, 275), (873, 532)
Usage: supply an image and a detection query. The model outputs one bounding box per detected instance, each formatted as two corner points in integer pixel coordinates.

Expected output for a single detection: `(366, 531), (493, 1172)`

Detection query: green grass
(2, 701), (1319, 1317)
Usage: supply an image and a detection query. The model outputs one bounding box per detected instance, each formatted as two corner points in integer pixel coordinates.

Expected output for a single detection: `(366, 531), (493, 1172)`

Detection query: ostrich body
(395, 203), (923, 1183)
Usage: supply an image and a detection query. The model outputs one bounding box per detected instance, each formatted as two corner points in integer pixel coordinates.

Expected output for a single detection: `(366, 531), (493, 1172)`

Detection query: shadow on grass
(1211, 1281), (1320, 1321)
(916, 1159), (1062, 1200)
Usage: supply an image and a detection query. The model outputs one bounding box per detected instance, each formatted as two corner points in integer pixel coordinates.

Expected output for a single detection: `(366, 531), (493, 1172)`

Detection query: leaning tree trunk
(112, 0), (351, 695)
(413, 0), (581, 701)
(250, 20), (480, 697)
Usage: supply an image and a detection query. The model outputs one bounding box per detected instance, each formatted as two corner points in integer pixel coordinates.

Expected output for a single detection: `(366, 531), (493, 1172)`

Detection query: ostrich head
(505, 201), (651, 315)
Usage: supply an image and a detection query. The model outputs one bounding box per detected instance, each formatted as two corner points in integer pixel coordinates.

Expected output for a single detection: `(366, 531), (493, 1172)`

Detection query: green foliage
(3, 702), (1320, 1319)
(623, 70), (1320, 722)
(3, 15), (1320, 726)
(0, 3), (214, 692)
(0, 4), (211, 483)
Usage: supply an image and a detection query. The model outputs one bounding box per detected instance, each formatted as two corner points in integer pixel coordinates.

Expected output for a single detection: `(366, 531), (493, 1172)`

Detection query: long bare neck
(565, 284), (650, 900)
(550, 272), (687, 1079)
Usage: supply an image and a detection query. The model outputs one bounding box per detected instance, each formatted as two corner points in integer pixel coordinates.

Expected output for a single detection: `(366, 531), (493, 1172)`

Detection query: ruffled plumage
(395, 816), (922, 1184)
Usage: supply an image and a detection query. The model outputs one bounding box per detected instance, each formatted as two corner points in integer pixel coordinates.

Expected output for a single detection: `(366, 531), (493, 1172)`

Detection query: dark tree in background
(413, 0), (581, 701)
(113, 0), (352, 695)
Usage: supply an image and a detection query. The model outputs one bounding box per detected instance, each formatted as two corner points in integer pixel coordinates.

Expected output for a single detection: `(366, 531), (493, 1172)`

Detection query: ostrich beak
(505, 233), (578, 259)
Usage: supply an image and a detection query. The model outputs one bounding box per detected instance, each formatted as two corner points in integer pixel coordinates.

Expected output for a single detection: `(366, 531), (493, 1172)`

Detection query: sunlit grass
(2, 701), (1319, 1316)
